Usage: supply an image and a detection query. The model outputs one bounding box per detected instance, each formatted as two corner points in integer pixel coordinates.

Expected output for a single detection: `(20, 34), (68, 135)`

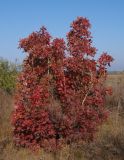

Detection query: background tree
(12, 17), (113, 152)
(0, 58), (19, 94)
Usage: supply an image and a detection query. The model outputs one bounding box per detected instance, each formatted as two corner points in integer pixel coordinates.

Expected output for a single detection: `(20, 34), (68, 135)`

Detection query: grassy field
(0, 73), (124, 160)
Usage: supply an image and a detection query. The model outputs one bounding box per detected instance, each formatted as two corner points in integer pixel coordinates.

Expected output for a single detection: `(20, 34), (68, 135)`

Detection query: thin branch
(48, 58), (50, 75)
(81, 70), (93, 106)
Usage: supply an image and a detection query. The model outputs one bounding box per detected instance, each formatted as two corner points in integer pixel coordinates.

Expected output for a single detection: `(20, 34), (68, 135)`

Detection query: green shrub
(0, 58), (20, 94)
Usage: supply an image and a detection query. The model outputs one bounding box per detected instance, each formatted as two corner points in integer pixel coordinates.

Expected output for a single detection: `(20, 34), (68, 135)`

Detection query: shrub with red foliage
(12, 17), (113, 151)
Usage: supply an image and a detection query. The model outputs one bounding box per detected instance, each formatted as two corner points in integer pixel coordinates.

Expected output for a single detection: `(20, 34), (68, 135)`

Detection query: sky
(0, 0), (124, 71)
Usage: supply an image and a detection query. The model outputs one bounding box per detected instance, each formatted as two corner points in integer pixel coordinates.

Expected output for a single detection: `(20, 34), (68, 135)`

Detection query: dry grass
(0, 73), (124, 160)
(106, 73), (124, 113)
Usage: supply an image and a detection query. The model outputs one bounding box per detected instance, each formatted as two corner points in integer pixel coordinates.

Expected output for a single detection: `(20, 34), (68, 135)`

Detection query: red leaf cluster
(12, 17), (113, 151)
